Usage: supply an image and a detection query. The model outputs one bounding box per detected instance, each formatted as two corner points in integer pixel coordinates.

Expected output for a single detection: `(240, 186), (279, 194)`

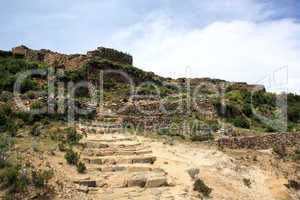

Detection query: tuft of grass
(187, 168), (199, 180)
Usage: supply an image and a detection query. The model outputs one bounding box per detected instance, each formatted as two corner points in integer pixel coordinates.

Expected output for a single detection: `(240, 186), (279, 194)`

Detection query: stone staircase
(74, 109), (186, 199)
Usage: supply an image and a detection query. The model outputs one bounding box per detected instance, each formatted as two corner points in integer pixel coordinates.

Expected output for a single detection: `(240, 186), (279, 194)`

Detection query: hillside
(0, 46), (299, 200)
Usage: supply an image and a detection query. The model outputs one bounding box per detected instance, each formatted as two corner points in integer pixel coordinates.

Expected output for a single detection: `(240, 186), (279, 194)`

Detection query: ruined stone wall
(218, 133), (300, 150)
(11, 45), (133, 70)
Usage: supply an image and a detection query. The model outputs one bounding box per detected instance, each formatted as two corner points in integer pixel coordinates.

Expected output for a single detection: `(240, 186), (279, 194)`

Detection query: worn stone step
(73, 179), (106, 188)
(83, 156), (157, 165)
(80, 126), (121, 133)
(82, 142), (142, 149)
(96, 165), (165, 173)
(88, 187), (184, 200)
(83, 149), (152, 157)
(124, 171), (168, 188)
(86, 164), (164, 172)
(86, 138), (134, 143)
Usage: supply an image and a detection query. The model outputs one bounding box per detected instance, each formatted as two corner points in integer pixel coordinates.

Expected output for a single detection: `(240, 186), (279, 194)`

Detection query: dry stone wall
(218, 133), (300, 150)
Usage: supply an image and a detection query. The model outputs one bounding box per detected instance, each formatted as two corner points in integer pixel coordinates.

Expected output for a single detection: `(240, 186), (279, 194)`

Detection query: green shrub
(14, 111), (33, 125)
(193, 178), (212, 197)
(30, 101), (44, 110)
(76, 162), (86, 174)
(65, 149), (80, 165)
(0, 50), (12, 58)
(50, 131), (64, 141)
(0, 165), (29, 192)
(6, 121), (18, 137)
(288, 93), (300, 123)
(0, 91), (13, 101)
(30, 123), (42, 136)
(242, 103), (253, 117)
(231, 117), (250, 129)
(0, 134), (12, 168)
(286, 180), (300, 190)
(26, 91), (36, 99)
(65, 127), (82, 145)
(58, 143), (67, 152)
(31, 169), (53, 188)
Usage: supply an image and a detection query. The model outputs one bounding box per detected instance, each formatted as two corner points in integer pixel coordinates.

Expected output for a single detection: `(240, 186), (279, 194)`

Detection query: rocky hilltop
(0, 46), (299, 200)
(11, 45), (133, 70)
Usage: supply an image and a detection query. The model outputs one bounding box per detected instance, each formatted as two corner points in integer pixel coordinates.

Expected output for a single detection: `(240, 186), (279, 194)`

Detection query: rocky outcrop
(11, 45), (133, 70)
(87, 47), (132, 65)
(218, 133), (300, 150)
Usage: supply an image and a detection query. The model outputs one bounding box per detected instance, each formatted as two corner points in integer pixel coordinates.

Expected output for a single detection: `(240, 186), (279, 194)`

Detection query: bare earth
(44, 126), (298, 200)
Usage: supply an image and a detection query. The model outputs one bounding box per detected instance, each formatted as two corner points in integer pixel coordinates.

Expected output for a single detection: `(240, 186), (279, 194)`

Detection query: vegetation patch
(193, 178), (212, 197)
(64, 149), (80, 165)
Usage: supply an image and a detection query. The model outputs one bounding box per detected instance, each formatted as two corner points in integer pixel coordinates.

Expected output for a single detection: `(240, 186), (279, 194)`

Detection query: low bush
(286, 180), (300, 190)
(31, 169), (53, 188)
(58, 143), (67, 152)
(193, 178), (212, 197)
(231, 117), (250, 129)
(0, 165), (29, 193)
(76, 162), (86, 174)
(65, 149), (80, 165)
(30, 101), (44, 110)
(30, 122), (42, 136)
(0, 91), (13, 101)
(0, 164), (53, 199)
(0, 134), (13, 168)
(65, 127), (82, 145)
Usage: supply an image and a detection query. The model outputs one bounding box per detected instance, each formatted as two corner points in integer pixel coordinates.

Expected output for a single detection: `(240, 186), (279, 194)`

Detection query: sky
(1, 0), (300, 93)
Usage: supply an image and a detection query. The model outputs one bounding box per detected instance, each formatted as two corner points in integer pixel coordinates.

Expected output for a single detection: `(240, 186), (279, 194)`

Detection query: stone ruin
(11, 45), (133, 70)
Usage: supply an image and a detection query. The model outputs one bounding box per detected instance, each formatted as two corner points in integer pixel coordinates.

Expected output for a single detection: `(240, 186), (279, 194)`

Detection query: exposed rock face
(11, 45), (133, 70)
(218, 133), (300, 149)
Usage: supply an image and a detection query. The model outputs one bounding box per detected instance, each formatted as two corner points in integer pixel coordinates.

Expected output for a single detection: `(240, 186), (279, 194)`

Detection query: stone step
(83, 149), (153, 157)
(73, 179), (106, 188)
(82, 142), (142, 149)
(124, 171), (168, 188)
(75, 172), (169, 190)
(95, 165), (166, 173)
(86, 138), (134, 143)
(83, 156), (157, 165)
(80, 126), (121, 133)
(88, 187), (186, 200)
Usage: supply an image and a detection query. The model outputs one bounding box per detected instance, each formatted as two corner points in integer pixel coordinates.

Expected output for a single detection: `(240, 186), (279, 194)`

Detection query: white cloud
(111, 16), (300, 93)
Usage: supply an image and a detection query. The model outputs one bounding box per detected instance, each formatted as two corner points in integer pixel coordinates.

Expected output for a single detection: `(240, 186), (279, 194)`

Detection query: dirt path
(47, 113), (294, 200)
